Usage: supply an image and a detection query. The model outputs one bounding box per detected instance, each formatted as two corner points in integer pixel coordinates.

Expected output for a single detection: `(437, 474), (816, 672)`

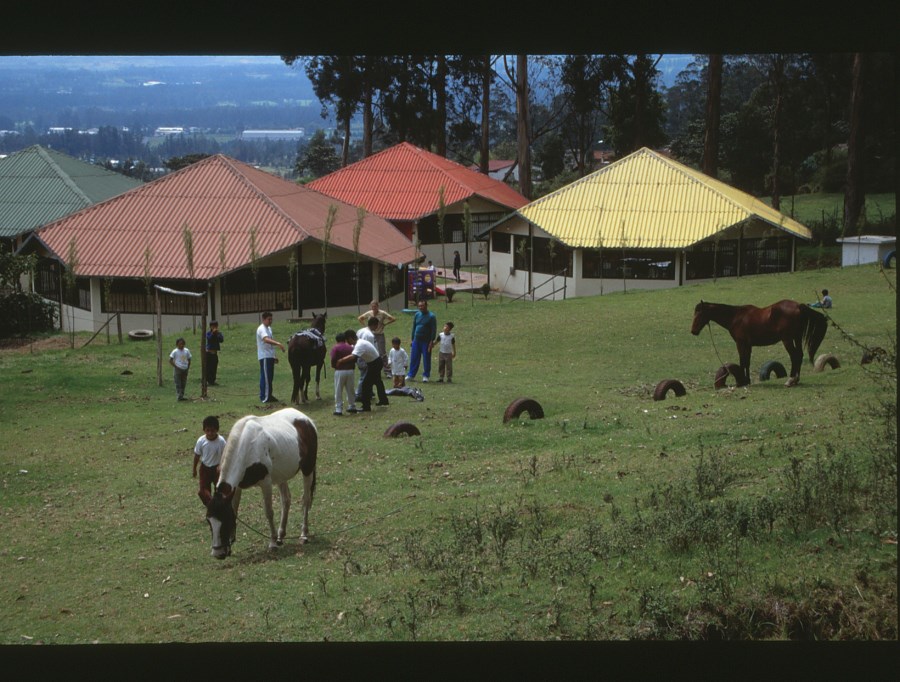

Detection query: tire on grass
(813, 353), (841, 372)
(503, 398), (544, 423)
(758, 360), (787, 381)
(883, 250), (896, 269)
(653, 379), (686, 401)
(714, 363), (749, 389)
(128, 329), (154, 341)
(383, 421), (421, 438)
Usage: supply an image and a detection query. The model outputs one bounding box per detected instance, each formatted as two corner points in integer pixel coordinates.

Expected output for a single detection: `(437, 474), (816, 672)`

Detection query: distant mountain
(0, 56), (321, 133)
(0, 54), (695, 135)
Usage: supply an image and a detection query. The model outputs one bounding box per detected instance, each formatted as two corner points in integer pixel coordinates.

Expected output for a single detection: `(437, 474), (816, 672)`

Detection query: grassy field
(0, 263), (895, 645)
(763, 192), (895, 229)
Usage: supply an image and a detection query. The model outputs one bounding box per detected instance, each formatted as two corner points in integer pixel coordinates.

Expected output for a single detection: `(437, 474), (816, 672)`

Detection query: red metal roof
(32, 154), (417, 280)
(308, 142), (529, 221)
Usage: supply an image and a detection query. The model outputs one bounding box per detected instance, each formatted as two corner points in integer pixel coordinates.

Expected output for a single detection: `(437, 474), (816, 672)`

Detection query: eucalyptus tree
(559, 54), (607, 177)
(844, 52), (866, 236)
(702, 54), (723, 178)
(499, 55), (567, 199)
(601, 54), (667, 156)
(283, 55), (361, 166)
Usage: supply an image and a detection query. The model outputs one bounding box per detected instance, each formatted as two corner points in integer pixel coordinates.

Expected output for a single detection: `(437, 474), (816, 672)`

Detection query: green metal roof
(510, 148), (812, 248)
(0, 145), (142, 239)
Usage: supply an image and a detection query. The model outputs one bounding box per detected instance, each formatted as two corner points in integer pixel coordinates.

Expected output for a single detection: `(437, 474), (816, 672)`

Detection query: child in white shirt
(437, 322), (456, 383)
(388, 337), (409, 388)
(169, 337), (192, 401)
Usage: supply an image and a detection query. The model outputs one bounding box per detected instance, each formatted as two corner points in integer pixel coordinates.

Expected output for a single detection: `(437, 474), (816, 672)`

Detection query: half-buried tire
(383, 421), (421, 438)
(653, 379), (686, 401)
(503, 398), (544, 423)
(714, 363), (749, 389)
(813, 353), (841, 372)
(758, 360), (787, 381)
(128, 329), (154, 341)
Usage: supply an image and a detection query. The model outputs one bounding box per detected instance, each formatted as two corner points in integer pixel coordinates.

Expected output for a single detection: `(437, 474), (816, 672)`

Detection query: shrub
(0, 292), (57, 337)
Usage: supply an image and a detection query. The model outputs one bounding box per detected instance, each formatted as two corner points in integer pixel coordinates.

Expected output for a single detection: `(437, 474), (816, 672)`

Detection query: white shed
(836, 235), (897, 267)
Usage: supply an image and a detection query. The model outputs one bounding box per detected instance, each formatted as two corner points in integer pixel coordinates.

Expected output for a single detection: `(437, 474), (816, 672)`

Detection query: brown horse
(288, 313), (327, 403)
(691, 300), (827, 386)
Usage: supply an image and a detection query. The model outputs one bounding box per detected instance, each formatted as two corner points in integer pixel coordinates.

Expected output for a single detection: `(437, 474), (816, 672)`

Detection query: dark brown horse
(288, 313), (327, 403)
(691, 300), (827, 386)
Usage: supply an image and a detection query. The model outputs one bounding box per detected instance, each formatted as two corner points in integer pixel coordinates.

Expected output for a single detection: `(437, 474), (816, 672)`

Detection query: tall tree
(515, 54), (532, 199)
(603, 54), (667, 156)
(559, 54), (606, 177)
(284, 55), (362, 166)
(480, 55), (493, 173)
(297, 129), (340, 178)
(747, 54), (804, 210)
(701, 54), (723, 178)
(843, 52), (866, 235)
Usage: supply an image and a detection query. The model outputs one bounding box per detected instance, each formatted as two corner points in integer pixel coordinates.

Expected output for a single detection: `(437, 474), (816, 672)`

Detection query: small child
(810, 289), (832, 309)
(205, 320), (224, 385)
(169, 337), (192, 401)
(193, 415), (226, 507)
(388, 336), (409, 388)
(331, 332), (357, 415)
(437, 322), (456, 383)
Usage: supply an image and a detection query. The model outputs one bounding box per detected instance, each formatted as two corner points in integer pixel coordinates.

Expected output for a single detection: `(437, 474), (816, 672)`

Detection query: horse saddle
(294, 328), (325, 348)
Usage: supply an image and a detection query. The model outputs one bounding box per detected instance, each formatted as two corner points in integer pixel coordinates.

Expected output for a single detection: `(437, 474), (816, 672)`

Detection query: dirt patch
(0, 335), (72, 354)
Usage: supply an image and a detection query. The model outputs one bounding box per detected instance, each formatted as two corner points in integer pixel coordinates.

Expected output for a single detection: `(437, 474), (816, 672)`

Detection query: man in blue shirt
(406, 298), (437, 382)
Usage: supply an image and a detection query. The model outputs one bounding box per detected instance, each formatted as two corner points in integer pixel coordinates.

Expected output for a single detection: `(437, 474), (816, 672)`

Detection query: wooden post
(116, 312), (122, 344)
(156, 287), (163, 387)
(200, 311), (208, 399)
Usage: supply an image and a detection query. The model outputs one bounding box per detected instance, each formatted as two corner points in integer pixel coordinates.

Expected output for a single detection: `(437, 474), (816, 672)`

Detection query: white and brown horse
(206, 408), (318, 559)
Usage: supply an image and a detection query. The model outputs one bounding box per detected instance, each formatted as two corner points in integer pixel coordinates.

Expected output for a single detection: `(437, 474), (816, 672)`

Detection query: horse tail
(801, 304), (828, 362)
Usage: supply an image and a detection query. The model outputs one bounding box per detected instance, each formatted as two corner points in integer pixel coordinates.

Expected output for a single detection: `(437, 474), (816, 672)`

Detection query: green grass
(762, 192), (895, 229)
(0, 263), (896, 643)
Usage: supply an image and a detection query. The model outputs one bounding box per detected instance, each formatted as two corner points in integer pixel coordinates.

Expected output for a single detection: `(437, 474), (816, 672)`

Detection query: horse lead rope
(707, 324), (726, 367)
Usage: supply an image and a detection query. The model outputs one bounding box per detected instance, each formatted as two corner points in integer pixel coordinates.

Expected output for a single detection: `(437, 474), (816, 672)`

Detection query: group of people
(169, 298), (458, 406)
(328, 298), (456, 414)
(167, 320), (224, 401)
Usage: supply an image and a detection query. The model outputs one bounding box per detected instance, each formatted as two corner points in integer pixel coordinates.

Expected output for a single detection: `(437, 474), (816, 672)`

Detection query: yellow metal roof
(517, 148), (811, 248)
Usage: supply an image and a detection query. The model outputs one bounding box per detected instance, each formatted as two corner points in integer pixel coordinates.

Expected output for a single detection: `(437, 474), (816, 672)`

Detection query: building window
(472, 212), (506, 238)
(740, 237), (791, 275)
(685, 239), (739, 280)
(513, 235), (531, 270)
(583, 249), (676, 280)
(531, 236), (573, 276)
(296, 261), (373, 312)
(492, 232), (511, 254)
(104, 278), (206, 314)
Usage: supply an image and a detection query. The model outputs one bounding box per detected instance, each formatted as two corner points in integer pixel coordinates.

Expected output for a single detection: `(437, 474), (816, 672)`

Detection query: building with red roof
(308, 142), (528, 270)
(20, 154), (416, 333)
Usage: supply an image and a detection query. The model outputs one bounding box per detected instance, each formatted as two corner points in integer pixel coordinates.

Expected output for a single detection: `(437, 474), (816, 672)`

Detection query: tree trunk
(516, 55), (532, 199)
(844, 53), (866, 236)
(770, 55), (789, 211)
(341, 116), (351, 167)
(480, 55), (490, 174)
(701, 54), (723, 178)
(435, 55), (447, 157)
(363, 82), (373, 158)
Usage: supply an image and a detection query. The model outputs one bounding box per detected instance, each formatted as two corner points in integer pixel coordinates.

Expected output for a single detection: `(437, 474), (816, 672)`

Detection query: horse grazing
(691, 299), (827, 387)
(288, 313), (327, 404)
(206, 408), (318, 560)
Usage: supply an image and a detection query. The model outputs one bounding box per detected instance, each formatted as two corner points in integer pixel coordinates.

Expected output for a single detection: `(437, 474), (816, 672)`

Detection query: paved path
(435, 270), (488, 291)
